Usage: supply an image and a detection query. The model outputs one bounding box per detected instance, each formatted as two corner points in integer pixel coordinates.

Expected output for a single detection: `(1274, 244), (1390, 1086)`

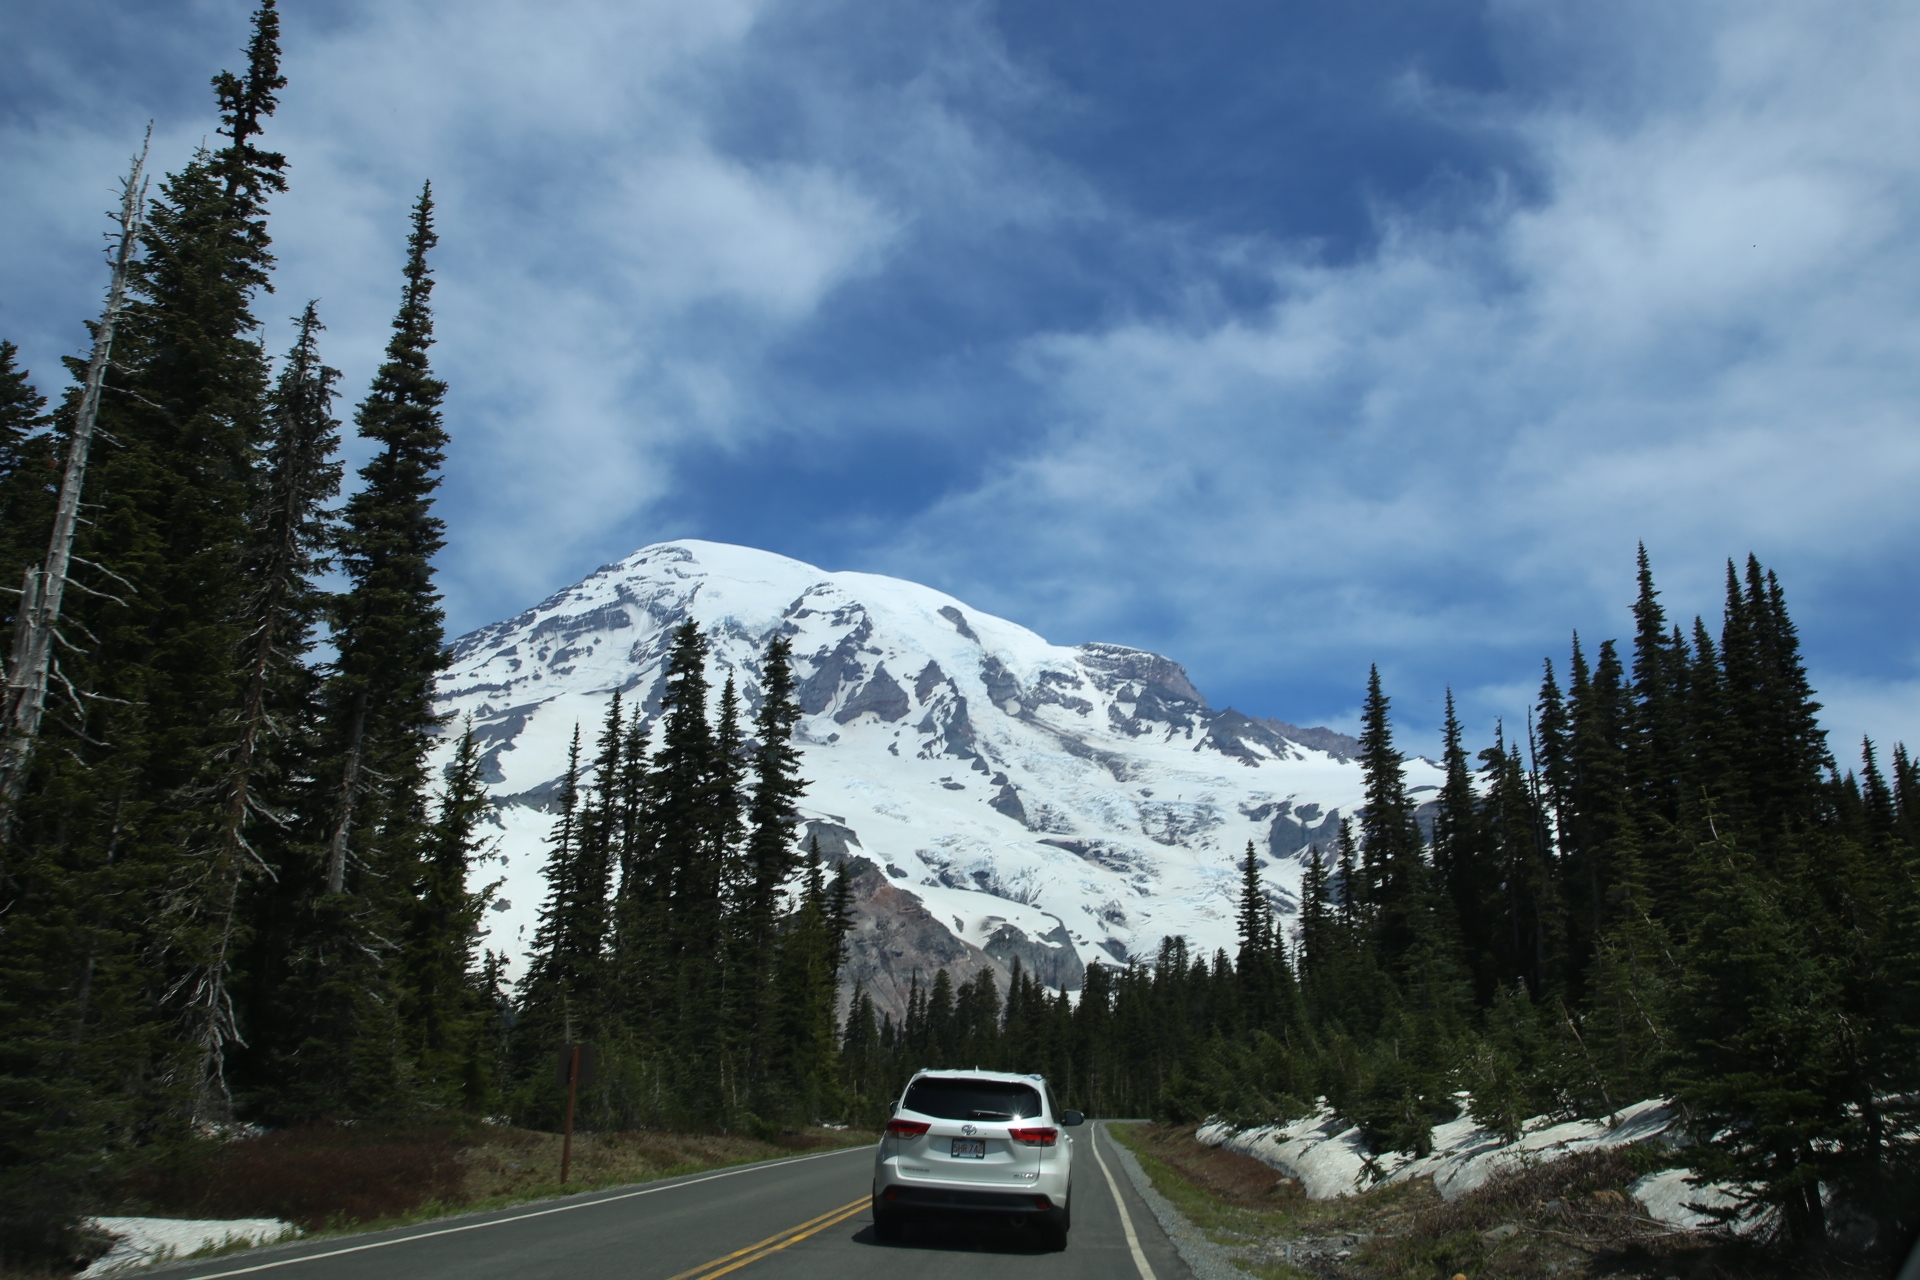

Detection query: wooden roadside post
(556, 1043), (595, 1185)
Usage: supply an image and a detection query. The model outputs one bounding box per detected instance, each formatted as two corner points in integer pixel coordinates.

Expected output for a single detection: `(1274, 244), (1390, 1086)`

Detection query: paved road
(158, 1122), (1191, 1280)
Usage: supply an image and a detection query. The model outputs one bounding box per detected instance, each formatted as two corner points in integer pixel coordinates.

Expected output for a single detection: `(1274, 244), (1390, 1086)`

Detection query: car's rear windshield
(901, 1077), (1042, 1121)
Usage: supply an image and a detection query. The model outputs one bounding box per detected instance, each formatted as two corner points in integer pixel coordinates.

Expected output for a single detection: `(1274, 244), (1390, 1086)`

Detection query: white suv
(871, 1069), (1084, 1249)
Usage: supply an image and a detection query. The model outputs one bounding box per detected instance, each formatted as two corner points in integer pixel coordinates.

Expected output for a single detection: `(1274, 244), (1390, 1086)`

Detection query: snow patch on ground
(1198, 1098), (1757, 1235)
(1627, 1168), (1769, 1235)
(82, 1217), (300, 1276)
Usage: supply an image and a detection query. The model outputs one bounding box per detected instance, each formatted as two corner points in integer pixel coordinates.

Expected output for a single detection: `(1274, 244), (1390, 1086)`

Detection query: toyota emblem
(960, 1123), (977, 1136)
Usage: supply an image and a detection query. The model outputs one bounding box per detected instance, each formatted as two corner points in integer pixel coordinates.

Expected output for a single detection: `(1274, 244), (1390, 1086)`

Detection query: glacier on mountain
(433, 540), (1441, 1018)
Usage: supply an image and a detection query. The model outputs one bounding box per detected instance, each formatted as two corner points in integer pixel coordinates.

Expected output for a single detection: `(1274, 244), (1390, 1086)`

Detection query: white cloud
(874, 0), (1920, 739)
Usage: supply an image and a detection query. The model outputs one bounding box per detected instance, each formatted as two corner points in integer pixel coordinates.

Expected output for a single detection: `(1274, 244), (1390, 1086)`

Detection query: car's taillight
(886, 1118), (931, 1138)
(1009, 1126), (1058, 1146)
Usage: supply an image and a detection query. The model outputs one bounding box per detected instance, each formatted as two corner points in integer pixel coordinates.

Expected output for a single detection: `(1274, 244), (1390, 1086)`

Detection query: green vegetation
(839, 553), (1919, 1270)
(0, 4), (852, 1266)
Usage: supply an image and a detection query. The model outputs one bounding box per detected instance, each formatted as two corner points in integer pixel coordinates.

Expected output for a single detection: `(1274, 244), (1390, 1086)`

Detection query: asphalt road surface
(157, 1121), (1193, 1280)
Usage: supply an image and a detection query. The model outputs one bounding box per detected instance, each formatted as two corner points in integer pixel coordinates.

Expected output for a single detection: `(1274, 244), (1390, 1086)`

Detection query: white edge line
(170, 1144), (870, 1280)
(1091, 1123), (1158, 1280)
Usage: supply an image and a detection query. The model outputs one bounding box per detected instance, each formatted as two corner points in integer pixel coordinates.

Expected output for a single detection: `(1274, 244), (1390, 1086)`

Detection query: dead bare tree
(0, 131), (151, 838)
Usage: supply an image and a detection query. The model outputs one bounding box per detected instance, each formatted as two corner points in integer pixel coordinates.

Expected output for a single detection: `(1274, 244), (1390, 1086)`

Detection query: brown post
(560, 1044), (580, 1185)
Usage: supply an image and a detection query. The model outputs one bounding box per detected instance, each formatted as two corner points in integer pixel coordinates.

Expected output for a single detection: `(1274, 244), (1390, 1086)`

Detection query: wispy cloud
(874, 0), (1920, 750)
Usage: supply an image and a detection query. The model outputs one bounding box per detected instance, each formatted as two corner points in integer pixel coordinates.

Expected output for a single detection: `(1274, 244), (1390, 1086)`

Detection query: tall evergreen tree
(0, 5), (291, 1255)
(1433, 690), (1493, 1003)
(1626, 544), (1686, 843)
(323, 182), (449, 898)
(0, 343), (55, 628)
(1355, 666), (1428, 971)
(400, 724), (500, 1109)
(514, 726), (600, 1118)
(648, 621), (726, 1114)
(183, 302), (342, 1121)
(741, 635), (805, 1091)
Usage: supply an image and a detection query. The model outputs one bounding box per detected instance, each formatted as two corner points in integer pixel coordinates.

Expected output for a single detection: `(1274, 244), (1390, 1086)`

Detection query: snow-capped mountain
(435, 541), (1441, 1018)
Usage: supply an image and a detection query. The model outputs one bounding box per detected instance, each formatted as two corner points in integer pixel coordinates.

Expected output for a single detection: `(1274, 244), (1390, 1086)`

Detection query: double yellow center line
(663, 1196), (868, 1280)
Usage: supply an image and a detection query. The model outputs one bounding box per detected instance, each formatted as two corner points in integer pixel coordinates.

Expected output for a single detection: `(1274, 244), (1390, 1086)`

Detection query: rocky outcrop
(989, 780), (1028, 826)
(1260, 717), (1361, 763)
(937, 606), (978, 641)
(836, 856), (1006, 1023)
(1077, 642), (1208, 734)
(981, 921), (1085, 992)
(802, 819), (863, 860)
(834, 664), (909, 724)
(1265, 802), (1342, 861)
(798, 613), (875, 713)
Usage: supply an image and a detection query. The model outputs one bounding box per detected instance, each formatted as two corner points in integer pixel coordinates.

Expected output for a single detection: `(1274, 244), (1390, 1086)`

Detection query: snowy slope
(434, 541), (1440, 1013)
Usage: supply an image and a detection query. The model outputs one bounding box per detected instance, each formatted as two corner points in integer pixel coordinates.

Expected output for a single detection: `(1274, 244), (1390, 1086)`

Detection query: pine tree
(322, 182), (449, 899)
(1670, 832), (1846, 1243)
(400, 724), (500, 1108)
(0, 343), (55, 626)
(0, 6), (290, 1216)
(1627, 545), (1685, 842)
(1433, 690), (1492, 1003)
(1480, 726), (1553, 997)
(1562, 636), (1631, 970)
(768, 842), (844, 1123)
(1720, 556), (1830, 848)
(269, 186), (450, 1119)
(182, 302), (342, 1122)
(1297, 844), (1333, 985)
(647, 620), (727, 1115)
(740, 635), (805, 1099)
(1355, 666), (1430, 973)
(515, 727), (605, 1120)
(1235, 840), (1271, 966)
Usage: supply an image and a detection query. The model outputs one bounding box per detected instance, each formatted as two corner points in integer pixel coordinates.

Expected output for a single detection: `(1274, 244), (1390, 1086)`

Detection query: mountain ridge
(433, 540), (1437, 1019)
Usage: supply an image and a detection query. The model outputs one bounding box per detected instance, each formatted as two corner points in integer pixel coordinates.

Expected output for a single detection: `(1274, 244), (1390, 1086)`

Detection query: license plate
(951, 1138), (986, 1159)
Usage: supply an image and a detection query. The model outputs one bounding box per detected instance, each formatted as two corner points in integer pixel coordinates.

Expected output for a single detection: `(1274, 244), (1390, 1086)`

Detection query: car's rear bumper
(876, 1183), (1061, 1216)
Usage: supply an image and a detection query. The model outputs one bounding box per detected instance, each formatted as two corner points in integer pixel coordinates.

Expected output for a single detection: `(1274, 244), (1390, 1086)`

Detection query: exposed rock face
(1076, 642), (1208, 731)
(937, 606), (978, 641)
(798, 613), (877, 714)
(835, 664), (909, 724)
(1260, 717), (1362, 763)
(988, 781), (1028, 826)
(836, 856), (1004, 1023)
(802, 820), (863, 861)
(982, 922), (1085, 992)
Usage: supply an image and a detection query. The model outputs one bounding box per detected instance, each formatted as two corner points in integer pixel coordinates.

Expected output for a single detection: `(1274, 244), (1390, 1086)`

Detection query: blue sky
(4, 0), (1918, 762)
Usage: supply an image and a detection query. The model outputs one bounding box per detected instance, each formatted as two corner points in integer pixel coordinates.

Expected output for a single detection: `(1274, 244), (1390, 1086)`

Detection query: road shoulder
(1101, 1123), (1244, 1280)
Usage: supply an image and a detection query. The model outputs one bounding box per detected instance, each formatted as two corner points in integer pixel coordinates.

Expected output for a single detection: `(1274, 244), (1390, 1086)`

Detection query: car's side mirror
(1061, 1110), (1084, 1126)
(887, 1101), (897, 1116)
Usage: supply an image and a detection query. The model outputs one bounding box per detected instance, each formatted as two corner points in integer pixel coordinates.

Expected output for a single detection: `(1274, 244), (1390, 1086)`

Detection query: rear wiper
(969, 1110), (1015, 1119)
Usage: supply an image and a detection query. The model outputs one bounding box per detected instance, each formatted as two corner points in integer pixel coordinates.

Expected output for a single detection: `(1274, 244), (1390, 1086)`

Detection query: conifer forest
(1, 2), (1915, 1269)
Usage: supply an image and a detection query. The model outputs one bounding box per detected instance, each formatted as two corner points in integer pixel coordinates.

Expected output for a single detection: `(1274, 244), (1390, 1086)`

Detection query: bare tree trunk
(0, 132), (150, 836)
(326, 690), (368, 895)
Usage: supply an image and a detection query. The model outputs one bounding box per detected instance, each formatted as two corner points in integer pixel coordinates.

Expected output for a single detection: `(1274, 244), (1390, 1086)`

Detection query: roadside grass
(95, 1123), (877, 1242)
(1104, 1121), (1896, 1280)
